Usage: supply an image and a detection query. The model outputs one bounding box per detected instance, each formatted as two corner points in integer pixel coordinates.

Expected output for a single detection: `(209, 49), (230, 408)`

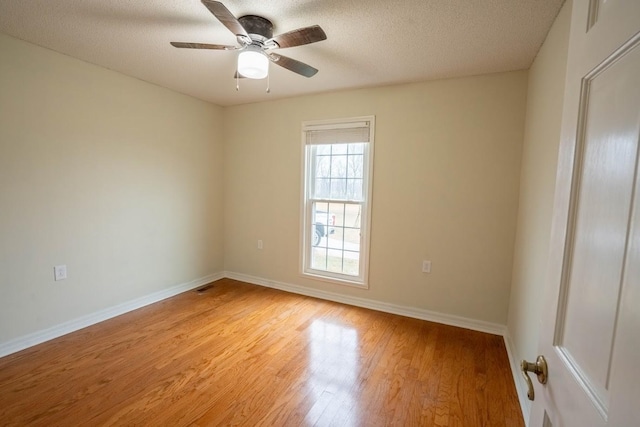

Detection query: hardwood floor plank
(0, 278), (524, 426)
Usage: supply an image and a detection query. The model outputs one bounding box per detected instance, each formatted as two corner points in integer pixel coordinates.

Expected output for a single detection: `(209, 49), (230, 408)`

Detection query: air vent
(196, 284), (214, 294)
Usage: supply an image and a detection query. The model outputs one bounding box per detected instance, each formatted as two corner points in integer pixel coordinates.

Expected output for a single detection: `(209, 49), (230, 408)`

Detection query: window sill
(302, 270), (369, 289)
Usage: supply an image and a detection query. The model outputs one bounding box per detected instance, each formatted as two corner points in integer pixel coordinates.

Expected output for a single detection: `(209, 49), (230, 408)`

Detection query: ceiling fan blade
(268, 25), (327, 49)
(170, 42), (237, 50)
(201, 0), (248, 38)
(269, 53), (318, 78)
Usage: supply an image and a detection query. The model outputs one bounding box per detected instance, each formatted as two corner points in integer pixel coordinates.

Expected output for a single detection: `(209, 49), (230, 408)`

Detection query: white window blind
(304, 121), (371, 145)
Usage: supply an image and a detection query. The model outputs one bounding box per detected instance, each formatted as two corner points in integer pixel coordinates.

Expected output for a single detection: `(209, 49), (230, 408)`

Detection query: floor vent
(196, 284), (214, 294)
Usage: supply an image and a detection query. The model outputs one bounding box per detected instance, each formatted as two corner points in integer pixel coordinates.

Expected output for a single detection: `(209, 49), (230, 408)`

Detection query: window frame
(300, 116), (375, 288)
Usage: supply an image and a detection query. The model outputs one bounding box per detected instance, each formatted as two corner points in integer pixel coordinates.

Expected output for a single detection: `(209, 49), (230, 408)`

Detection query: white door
(529, 1), (640, 426)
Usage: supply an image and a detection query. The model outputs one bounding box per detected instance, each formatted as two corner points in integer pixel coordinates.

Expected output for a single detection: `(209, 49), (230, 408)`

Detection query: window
(301, 116), (375, 287)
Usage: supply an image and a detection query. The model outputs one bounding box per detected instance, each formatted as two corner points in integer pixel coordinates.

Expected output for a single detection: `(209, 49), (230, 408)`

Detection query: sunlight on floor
(306, 319), (360, 425)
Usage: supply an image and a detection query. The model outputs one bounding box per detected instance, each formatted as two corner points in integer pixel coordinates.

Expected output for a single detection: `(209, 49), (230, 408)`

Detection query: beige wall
(0, 34), (225, 343)
(223, 71), (527, 324)
(507, 0), (571, 411)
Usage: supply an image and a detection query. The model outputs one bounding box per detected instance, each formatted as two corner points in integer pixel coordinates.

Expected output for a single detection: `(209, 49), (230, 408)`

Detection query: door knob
(520, 355), (547, 400)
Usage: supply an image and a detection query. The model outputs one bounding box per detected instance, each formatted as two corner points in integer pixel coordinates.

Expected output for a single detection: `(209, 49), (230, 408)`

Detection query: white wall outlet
(54, 265), (67, 281)
(422, 260), (431, 273)
(257, 240), (263, 250)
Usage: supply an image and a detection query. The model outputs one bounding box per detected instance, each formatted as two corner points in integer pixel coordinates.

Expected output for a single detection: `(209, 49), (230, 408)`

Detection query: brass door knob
(520, 355), (548, 400)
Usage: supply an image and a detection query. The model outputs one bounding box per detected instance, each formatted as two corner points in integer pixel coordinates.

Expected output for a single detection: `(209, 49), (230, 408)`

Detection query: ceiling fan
(170, 0), (327, 80)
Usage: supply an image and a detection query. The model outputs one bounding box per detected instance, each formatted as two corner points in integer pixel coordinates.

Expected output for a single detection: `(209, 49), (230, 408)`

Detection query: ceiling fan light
(238, 46), (269, 79)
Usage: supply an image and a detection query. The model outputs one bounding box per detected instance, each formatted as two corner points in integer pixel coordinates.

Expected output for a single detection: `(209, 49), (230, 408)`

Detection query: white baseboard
(0, 272), (224, 359)
(504, 333), (531, 426)
(223, 271), (507, 336)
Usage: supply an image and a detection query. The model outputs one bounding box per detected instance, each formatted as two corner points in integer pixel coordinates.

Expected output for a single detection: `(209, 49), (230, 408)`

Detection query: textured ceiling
(0, 0), (564, 106)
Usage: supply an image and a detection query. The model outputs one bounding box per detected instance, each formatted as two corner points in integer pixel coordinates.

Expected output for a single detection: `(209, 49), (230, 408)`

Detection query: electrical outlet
(257, 240), (263, 250)
(54, 265), (67, 281)
(422, 260), (431, 273)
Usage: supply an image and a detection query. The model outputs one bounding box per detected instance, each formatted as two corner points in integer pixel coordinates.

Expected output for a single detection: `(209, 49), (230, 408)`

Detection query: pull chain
(266, 63), (270, 93)
(236, 71), (239, 91)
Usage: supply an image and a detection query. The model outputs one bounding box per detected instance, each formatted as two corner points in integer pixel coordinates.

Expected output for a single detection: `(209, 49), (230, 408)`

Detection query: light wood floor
(0, 279), (524, 426)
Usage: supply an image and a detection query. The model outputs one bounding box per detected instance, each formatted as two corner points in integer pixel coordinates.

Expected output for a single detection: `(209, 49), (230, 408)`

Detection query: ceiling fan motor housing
(238, 15), (273, 41)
